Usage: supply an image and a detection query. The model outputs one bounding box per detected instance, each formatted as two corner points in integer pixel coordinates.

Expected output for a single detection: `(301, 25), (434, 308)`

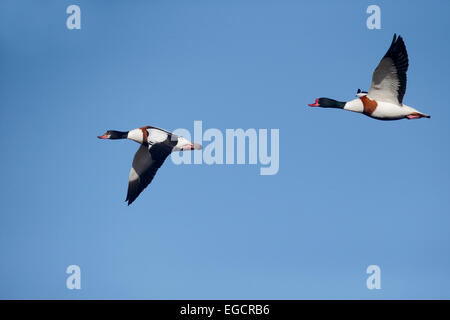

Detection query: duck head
(97, 130), (128, 140)
(308, 98), (346, 109)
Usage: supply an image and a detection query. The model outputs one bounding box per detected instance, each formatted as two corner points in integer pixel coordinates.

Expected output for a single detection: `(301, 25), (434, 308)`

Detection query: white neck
(127, 129), (144, 144)
(343, 98), (364, 113)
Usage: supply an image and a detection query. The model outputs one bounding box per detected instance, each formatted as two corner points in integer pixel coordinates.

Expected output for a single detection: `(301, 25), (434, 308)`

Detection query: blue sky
(1, 0), (450, 299)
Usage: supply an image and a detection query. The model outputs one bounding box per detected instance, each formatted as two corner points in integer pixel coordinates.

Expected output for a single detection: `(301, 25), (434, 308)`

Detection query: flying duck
(98, 126), (202, 205)
(308, 34), (430, 120)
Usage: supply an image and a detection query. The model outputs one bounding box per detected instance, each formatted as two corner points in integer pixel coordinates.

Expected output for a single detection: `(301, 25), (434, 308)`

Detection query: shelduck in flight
(308, 34), (430, 120)
(98, 126), (202, 205)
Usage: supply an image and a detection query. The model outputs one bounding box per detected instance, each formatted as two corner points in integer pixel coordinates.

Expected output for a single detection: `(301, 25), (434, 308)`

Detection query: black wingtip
(391, 33), (405, 47)
(125, 197), (132, 206)
(126, 195), (136, 206)
(390, 33), (404, 48)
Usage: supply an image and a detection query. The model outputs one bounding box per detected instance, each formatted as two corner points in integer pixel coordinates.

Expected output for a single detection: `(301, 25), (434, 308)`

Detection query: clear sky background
(1, 0), (450, 299)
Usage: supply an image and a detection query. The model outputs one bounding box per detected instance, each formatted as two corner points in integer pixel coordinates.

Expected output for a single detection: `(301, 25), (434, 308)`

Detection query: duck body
(98, 126), (201, 205)
(308, 34), (430, 121)
(342, 97), (429, 120)
(125, 126), (200, 151)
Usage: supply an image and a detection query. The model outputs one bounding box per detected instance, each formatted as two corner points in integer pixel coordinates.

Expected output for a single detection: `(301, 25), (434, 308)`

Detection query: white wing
(368, 34), (409, 105)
